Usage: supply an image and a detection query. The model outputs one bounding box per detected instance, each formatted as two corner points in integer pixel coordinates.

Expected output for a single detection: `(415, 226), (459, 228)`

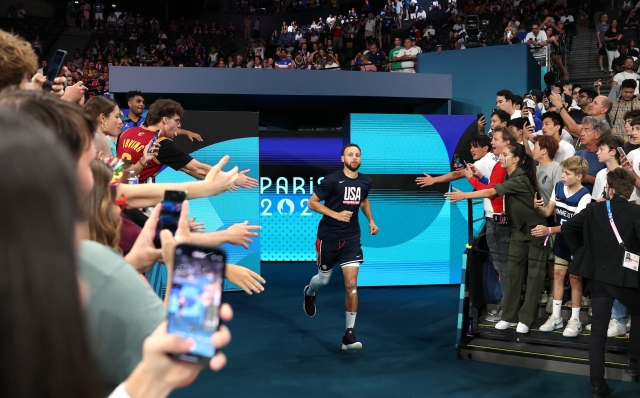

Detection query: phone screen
(46, 50), (67, 83)
(617, 146), (627, 159)
(168, 244), (226, 361)
(154, 190), (187, 247)
(147, 130), (161, 153)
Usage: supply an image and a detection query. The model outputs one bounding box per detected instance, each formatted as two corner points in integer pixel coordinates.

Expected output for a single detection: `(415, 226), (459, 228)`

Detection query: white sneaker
(608, 319), (627, 337)
(564, 296), (590, 308)
(563, 318), (583, 338)
(539, 315), (564, 332)
(585, 324), (592, 331)
(516, 322), (530, 333)
(495, 320), (516, 330)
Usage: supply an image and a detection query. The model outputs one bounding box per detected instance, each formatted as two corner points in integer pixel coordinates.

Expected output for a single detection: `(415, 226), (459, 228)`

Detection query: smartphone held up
(154, 190), (187, 248)
(167, 244), (226, 364)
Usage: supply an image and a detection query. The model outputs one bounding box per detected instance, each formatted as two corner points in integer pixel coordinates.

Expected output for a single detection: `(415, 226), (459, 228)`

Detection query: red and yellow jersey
(117, 126), (162, 181)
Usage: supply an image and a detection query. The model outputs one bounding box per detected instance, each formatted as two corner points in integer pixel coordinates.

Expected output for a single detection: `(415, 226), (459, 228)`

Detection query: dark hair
(579, 88), (597, 100)
(0, 110), (98, 398)
(470, 134), (491, 150)
(572, 84), (582, 91)
(534, 135), (559, 159)
(342, 143), (361, 156)
(543, 71), (556, 86)
(607, 167), (635, 199)
(492, 109), (511, 124)
(541, 112), (565, 130)
(125, 90), (143, 102)
(630, 116), (640, 127)
(621, 79), (638, 90)
(507, 117), (527, 130)
(0, 90), (95, 161)
(598, 135), (624, 163)
(496, 89), (514, 102)
(145, 99), (184, 126)
(505, 143), (538, 191)
(624, 109), (640, 121)
(511, 95), (523, 109)
(84, 95), (118, 121)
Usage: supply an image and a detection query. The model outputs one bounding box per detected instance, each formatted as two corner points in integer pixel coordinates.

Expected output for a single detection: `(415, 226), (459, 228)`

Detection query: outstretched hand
(444, 187), (466, 202)
(416, 173), (436, 187)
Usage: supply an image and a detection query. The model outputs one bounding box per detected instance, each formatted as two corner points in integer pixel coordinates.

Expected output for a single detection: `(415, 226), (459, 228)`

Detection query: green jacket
(495, 168), (547, 242)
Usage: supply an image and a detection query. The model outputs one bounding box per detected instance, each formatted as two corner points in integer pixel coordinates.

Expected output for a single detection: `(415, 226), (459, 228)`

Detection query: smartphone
(463, 160), (469, 167)
(154, 190), (187, 248)
(147, 130), (161, 153)
(477, 113), (484, 119)
(617, 146), (627, 159)
(453, 153), (460, 168)
(167, 244), (226, 364)
(46, 49), (67, 83)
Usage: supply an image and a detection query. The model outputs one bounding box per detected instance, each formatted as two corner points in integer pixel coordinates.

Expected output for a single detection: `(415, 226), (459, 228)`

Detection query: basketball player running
(303, 144), (379, 350)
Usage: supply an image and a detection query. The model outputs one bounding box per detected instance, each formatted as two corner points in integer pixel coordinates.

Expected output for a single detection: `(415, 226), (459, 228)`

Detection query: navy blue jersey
(314, 170), (372, 241)
(553, 182), (591, 260)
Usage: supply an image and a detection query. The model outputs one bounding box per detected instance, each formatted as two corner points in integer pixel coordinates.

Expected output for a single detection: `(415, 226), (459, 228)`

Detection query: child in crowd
(532, 157), (591, 337)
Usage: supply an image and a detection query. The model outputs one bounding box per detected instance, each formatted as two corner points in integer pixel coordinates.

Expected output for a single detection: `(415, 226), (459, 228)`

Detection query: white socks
(552, 300), (562, 318)
(571, 307), (581, 321)
(346, 311), (357, 329)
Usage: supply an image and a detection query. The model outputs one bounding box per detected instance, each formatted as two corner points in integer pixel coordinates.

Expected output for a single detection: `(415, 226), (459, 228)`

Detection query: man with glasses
(569, 88), (596, 124)
(117, 99), (256, 187)
(525, 24), (548, 49)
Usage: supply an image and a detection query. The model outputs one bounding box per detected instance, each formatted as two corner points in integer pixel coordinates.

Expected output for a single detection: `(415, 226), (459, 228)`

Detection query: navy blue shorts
(315, 237), (363, 271)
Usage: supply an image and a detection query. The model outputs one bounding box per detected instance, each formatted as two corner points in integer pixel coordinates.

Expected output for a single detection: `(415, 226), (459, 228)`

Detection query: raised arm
(119, 155), (238, 207)
(416, 169), (465, 187)
(444, 187), (498, 202)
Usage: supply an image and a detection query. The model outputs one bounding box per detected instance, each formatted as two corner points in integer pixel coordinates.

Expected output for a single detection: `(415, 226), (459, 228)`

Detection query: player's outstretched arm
(308, 193), (352, 222)
(360, 198), (379, 235)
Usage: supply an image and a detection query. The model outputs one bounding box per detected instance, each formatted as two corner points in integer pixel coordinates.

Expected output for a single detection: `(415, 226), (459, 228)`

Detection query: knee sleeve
(310, 270), (332, 291)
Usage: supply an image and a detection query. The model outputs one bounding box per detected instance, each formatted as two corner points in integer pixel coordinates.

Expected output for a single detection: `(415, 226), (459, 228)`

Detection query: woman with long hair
(84, 96), (121, 157)
(0, 110), (99, 398)
(604, 19), (623, 72)
(446, 142), (548, 334)
(83, 160), (123, 253)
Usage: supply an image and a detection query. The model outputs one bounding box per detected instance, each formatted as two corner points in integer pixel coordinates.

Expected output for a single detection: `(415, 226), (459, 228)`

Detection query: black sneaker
(303, 285), (316, 317)
(341, 328), (362, 350)
(591, 384), (609, 398)
(626, 359), (639, 377)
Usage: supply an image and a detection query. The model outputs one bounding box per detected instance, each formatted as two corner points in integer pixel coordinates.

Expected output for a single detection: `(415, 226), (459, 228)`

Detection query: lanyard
(606, 200), (627, 250)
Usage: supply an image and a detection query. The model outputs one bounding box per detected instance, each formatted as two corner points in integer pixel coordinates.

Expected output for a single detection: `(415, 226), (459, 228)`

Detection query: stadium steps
(459, 303), (637, 383)
(567, 26), (609, 96)
(43, 26), (92, 62)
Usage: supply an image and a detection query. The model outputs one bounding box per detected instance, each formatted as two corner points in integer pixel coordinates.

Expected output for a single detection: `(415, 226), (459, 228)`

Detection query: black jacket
(562, 196), (640, 288)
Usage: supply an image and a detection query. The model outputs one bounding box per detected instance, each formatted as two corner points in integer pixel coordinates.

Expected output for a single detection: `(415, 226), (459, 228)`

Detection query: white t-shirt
(398, 47), (419, 69)
(555, 139), (576, 163)
(519, 140), (535, 150)
(625, 148), (640, 199)
(560, 15), (574, 24)
(473, 152), (500, 217)
(525, 30), (548, 47)
(417, 10), (427, 19)
(613, 71), (640, 94)
(592, 166), (640, 203)
(550, 185), (592, 213)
